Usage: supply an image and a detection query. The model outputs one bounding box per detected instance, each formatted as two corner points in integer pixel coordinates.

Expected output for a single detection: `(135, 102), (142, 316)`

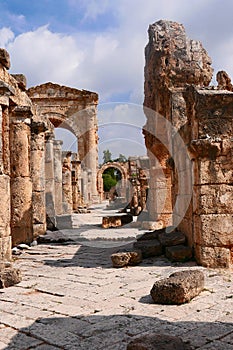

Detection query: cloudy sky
(1, 0), (233, 160)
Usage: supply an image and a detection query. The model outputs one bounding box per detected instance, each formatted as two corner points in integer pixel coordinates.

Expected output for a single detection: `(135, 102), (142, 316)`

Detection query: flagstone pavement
(0, 203), (232, 349)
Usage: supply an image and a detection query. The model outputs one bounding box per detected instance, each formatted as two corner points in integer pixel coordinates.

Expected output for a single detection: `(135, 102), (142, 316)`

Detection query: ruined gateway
(0, 19), (232, 284)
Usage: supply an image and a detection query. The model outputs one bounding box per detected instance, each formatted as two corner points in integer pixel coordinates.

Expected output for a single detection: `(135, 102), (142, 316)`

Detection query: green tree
(103, 149), (112, 164)
(102, 173), (117, 192)
(117, 154), (127, 163)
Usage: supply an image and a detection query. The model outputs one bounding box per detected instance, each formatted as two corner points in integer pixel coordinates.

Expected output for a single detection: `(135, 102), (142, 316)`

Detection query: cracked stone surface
(0, 204), (232, 349)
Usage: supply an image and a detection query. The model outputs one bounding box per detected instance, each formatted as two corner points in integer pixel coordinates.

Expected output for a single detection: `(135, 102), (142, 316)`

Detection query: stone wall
(0, 49), (100, 275)
(0, 49), (35, 260)
(143, 20), (233, 267)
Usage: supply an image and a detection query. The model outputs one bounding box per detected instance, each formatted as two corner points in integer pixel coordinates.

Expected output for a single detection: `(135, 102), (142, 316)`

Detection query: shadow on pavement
(3, 313), (233, 349)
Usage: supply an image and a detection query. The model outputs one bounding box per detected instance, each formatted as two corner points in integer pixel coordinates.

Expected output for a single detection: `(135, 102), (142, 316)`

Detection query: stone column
(78, 107), (99, 203)
(10, 106), (33, 246)
(62, 153), (73, 214)
(80, 168), (88, 204)
(53, 140), (63, 215)
(71, 155), (81, 211)
(31, 121), (47, 238)
(0, 102), (11, 261)
(45, 132), (56, 223)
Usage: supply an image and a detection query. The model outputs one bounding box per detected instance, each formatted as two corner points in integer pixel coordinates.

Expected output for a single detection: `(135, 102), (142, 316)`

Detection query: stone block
(111, 250), (142, 268)
(195, 245), (231, 268)
(166, 245), (192, 262)
(194, 214), (233, 247)
(0, 48), (10, 69)
(194, 159), (233, 185)
(127, 333), (193, 350)
(134, 239), (162, 258)
(193, 184), (233, 214)
(10, 122), (30, 178)
(0, 266), (22, 288)
(150, 270), (204, 305)
(11, 74), (27, 90)
(141, 221), (164, 231)
(158, 230), (186, 246)
(102, 215), (132, 228)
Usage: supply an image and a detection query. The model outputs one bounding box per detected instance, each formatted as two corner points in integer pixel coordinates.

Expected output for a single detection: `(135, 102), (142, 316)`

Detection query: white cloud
(7, 25), (84, 86)
(0, 27), (14, 47)
(2, 0), (233, 160)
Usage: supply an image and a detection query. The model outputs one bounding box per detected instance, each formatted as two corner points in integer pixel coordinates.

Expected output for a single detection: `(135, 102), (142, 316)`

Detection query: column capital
(11, 105), (33, 125)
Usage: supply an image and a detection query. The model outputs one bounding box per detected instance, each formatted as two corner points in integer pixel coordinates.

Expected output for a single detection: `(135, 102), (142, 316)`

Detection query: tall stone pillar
(53, 140), (63, 215)
(71, 154), (81, 211)
(0, 103), (11, 261)
(45, 132), (56, 222)
(62, 153), (73, 214)
(78, 107), (99, 203)
(10, 106), (33, 246)
(31, 121), (47, 238)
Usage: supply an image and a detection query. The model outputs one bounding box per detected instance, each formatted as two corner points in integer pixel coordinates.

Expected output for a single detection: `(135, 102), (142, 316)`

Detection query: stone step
(133, 239), (162, 258)
(166, 245), (193, 262)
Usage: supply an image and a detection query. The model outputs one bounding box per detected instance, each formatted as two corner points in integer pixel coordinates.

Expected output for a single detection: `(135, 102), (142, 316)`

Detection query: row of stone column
(44, 134), (87, 227)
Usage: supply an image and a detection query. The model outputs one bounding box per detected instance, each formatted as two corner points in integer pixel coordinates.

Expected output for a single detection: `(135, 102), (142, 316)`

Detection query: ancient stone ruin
(0, 19), (232, 287)
(143, 20), (233, 268)
(0, 49), (99, 282)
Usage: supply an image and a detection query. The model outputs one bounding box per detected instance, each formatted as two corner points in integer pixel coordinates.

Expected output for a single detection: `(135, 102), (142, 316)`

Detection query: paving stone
(133, 239), (162, 258)
(0, 204), (232, 350)
(37, 230), (72, 243)
(150, 270), (204, 305)
(127, 333), (193, 349)
(166, 245), (192, 262)
(199, 340), (233, 349)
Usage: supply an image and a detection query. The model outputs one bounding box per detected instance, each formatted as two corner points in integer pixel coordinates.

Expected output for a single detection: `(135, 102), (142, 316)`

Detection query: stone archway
(27, 82), (99, 203)
(97, 162), (128, 201)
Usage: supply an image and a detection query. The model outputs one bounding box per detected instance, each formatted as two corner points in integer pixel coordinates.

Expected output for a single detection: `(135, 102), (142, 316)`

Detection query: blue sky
(1, 0), (233, 159)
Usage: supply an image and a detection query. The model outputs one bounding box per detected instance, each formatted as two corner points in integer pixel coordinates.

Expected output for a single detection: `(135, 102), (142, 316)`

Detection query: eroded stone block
(0, 48), (10, 70)
(102, 215), (132, 228)
(111, 250), (142, 268)
(150, 270), (204, 304)
(0, 266), (22, 288)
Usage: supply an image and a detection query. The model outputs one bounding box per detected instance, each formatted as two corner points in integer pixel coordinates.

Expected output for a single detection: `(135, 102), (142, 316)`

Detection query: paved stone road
(0, 204), (232, 349)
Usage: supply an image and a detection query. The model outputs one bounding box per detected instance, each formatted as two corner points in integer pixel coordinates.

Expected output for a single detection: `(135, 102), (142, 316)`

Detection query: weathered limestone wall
(0, 49), (35, 259)
(187, 88), (233, 267)
(144, 20), (233, 267)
